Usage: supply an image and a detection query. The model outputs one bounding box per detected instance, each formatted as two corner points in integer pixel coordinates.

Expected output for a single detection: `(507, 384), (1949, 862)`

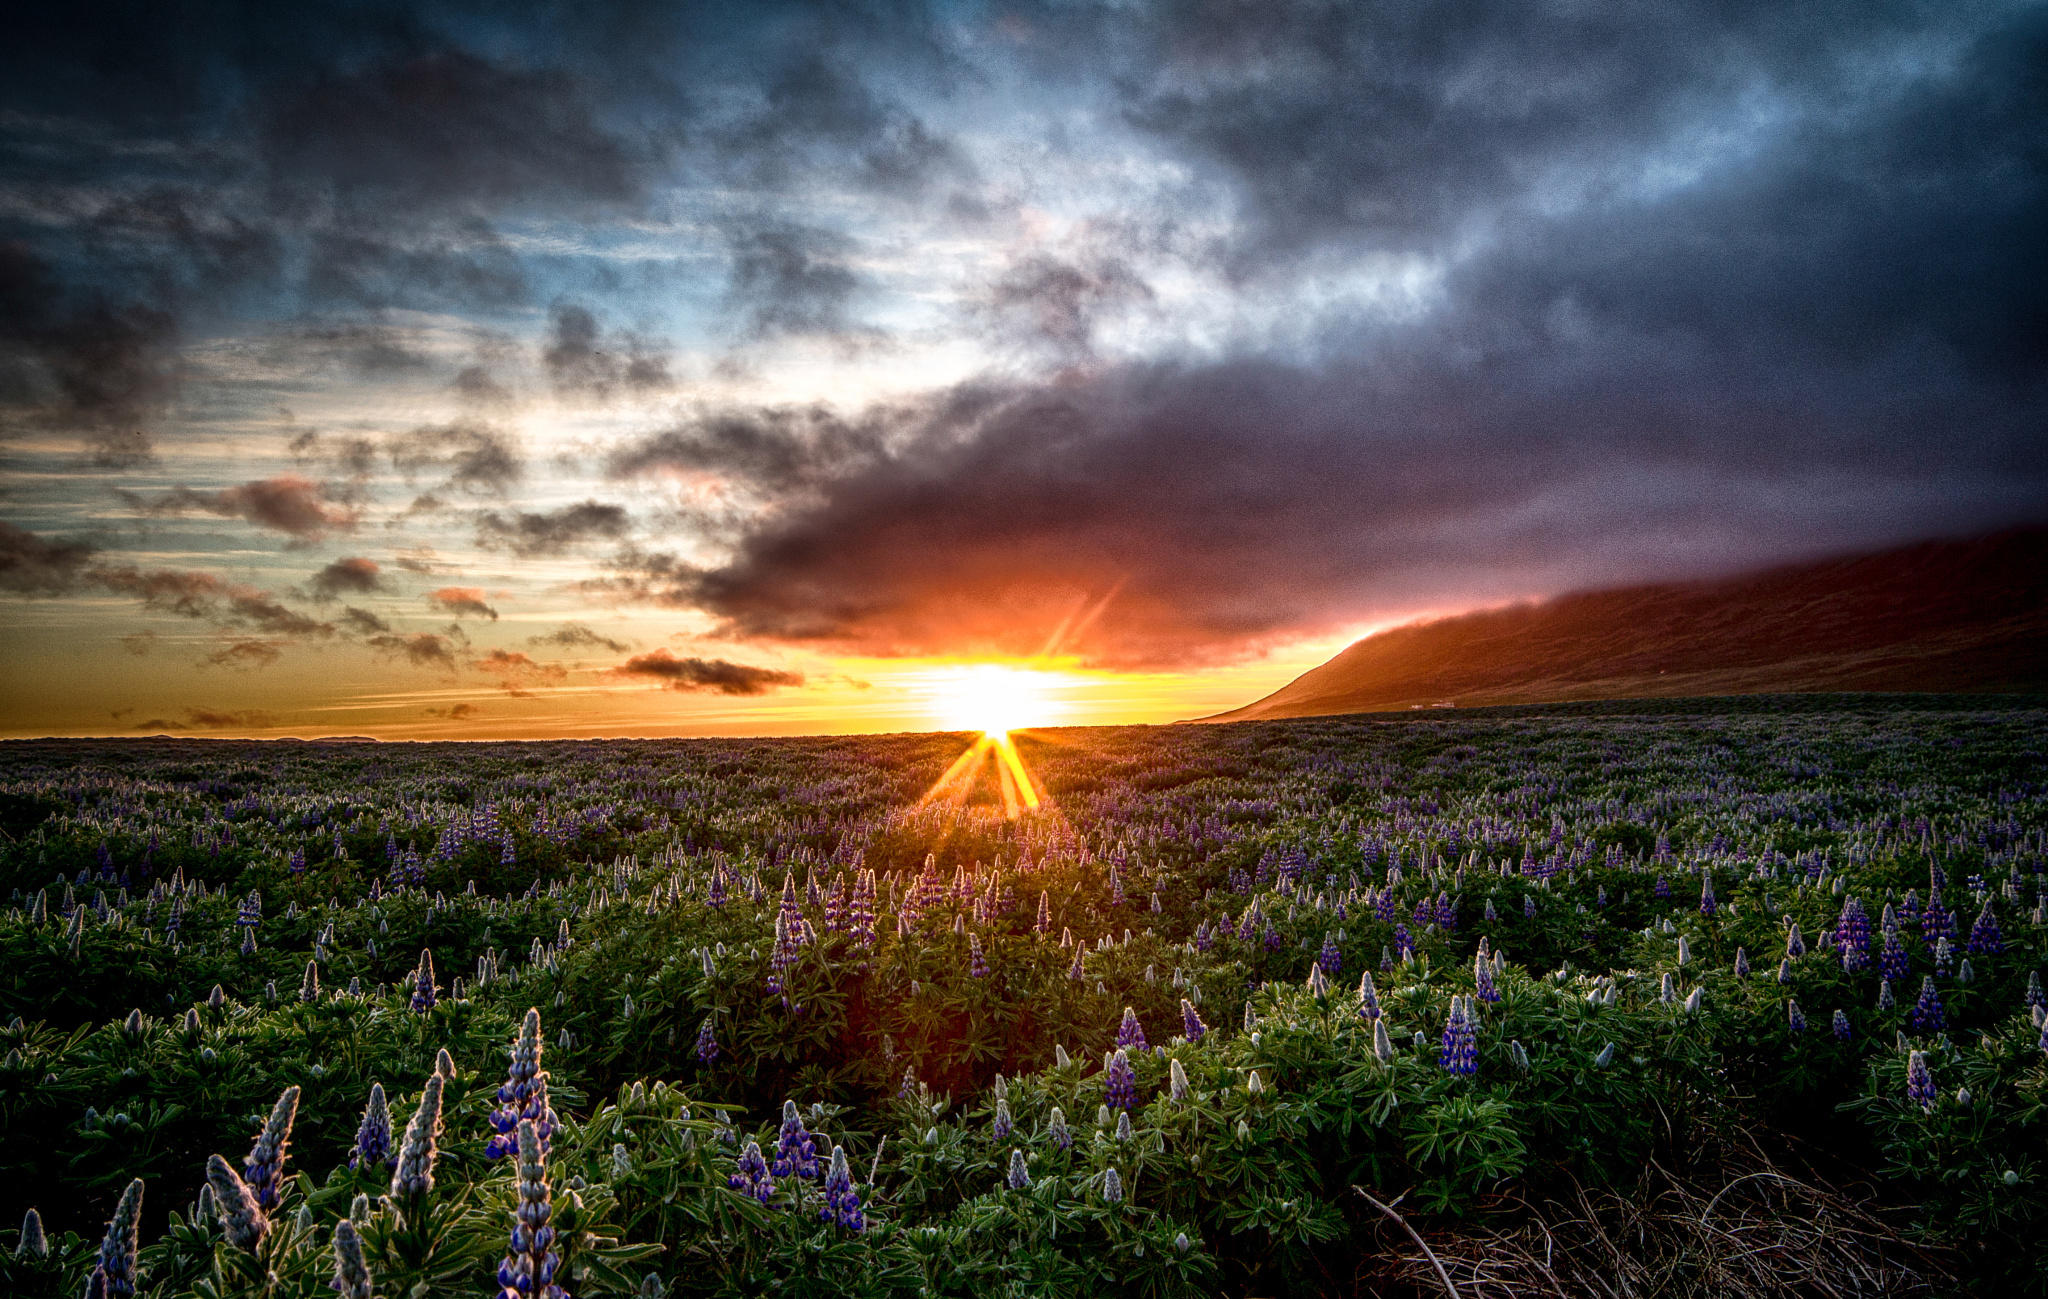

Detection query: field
(2, 698), (2044, 1297)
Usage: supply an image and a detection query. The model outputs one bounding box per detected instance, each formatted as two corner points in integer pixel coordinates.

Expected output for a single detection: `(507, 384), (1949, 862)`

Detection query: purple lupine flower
(1909, 976), (1945, 1034)
(1181, 998), (1207, 1043)
(1101, 1166), (1123, 1205)
(1878, 930), (1909, 982)
(1358, 971), (1382, 1021)
(1920, 902), (1953, 947)
(1787, 999), (1807, 1035)
(694, 1019), (720, 1064)
(1905, 1049), (1937, 1113)
(332, 1220), (373, 1299)
(1784, 923), (1806, 958)
(1933, 937), (1954, 977)
(390, 1075), (445, 1201)
(1835, 898), (1870, 972)
(822, 1145), (865, 1230)
(898, 1066), (918, 1101)
(1439, 996), (1478, 1075)
(1733, 947), (1751, 978)
(410, 950), (437, 1013)
(1394, 923), (1416, 959)
(992, 1097), (1012, 1141)
(1522, 895), (1537, 919)
(2026, 970), (2044, 1012)
(1474, 952), (1499, 1004)
(1654, 876), (1672, 901)
(969, 933), (989, 978)
(1104, 1048), (1137, 1111)
(487, 1009), (555, 1161)
(1048, 1106), (1071, 1150)
(497, 1119), (565, 1299)
(1966, 899), (2003, 956)
(351, 1084), (393, 1169)
(1006, 1148), (1030, 1191)
(208, 1154), (269, 1252)
(243, 1085), (299, 1210)
(1116, 1007), (1147, 1052)
(728, 1140), (774, 1205)
(773, 1100), (820, 1180)
(92, 1179), (143, 1297)
(1832, 1010), (1852, 1041)
(1317, 933), (1342, 976)
(1699, 875), (1716, 918)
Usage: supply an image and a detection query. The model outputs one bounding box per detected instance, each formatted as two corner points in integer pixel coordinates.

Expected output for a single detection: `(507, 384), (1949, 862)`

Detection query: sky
(1, 0), (2044, 739)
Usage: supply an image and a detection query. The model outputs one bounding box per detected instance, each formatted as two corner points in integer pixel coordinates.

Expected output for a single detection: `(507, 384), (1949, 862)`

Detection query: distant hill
(1200, 528), (2048, 722)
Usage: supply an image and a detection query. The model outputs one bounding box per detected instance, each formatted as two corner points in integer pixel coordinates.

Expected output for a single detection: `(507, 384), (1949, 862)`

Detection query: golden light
(929, 663), (1060, 740)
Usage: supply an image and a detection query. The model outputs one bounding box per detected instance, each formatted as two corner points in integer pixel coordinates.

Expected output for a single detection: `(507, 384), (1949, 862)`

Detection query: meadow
(1, 697), (2043, 1297)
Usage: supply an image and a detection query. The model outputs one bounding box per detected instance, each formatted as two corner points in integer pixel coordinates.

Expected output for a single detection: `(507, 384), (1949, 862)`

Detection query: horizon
(3, 1), (2044, 739)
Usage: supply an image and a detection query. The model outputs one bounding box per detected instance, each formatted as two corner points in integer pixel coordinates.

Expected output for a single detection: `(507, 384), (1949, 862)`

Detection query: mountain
(1200, 528), (2048, 722)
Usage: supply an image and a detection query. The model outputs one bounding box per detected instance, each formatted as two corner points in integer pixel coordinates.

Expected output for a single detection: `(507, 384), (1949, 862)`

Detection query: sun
(930, 663), (1058, 739)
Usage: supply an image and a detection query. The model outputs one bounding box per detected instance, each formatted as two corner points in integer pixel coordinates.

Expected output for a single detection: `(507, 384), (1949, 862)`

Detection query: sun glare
(930, 663), (1059, 739)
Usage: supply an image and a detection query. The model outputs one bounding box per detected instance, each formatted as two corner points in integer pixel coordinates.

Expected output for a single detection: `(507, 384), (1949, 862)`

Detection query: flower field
(1, 699), (2044, 1297)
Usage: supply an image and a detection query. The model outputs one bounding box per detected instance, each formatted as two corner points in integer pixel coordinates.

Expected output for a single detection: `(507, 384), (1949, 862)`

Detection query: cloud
(605, 404), (888, 498)
(120, 631), (157, 656)
(475, 648), (567, 696)
(0, 520), (98, 594)
(135, 707), (280, 732)
(610, 648), (802, 695)
(308, 556), (387, 599)
(475, 500), (630, 557)
(428, 586), (498, 619)
(389, 420), (524, 496)
(340, 606), (392, 635)
(366, 631), (462, 670)
(542, 301), (672, 398)
(424, 702), (478, 719)
(529, 621), (630, 654)
(128, 475), (359, 540)
(722, 220), (864, 339)
(203, 639), (284, 670)
(87, 565), (336, 638)
(977, 251), (1153, 357)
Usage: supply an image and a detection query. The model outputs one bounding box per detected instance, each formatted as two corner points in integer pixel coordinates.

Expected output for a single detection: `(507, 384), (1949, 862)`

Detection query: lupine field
(1, 697), (2045, 1297)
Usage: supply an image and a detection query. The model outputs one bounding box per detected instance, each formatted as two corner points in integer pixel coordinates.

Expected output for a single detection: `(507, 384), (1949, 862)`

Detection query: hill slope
(1201, 529), (2048, 722)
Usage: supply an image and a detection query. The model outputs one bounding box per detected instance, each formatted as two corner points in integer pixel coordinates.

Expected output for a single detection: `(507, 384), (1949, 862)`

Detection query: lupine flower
(1933, 937), (1954, 977)
(391, 1075), (445, 1201)
(17, 1207), (47, 1259)
(498, 1119), (565, 1299)
(1169, 1058), (1190, 1102)
(1733, 947), (1750, 978)
(243, 1085), (299, 1210)
(898, 1066), (918, 1101)
(1116, 1007), (1147, 1052)
(1101, 1167), (1123, 1205)
(1508, 1039), (1531, 1072)
(1684, 986), (1704, 1013)
(1777, 958), (1793, 985)
(1104, 1048), (1137, 1111)
(822, 1145), (865, 1230)
(208, 1154), (269, 1252)
(1832, 1010), (1853, 1041)
(1699, 875), (1716, 917)
(1909, 977), (1945, 1034)
(1906, 1049), (1937, 1113)
(992, 1098), (1012, 1140)
(1439, 996), (1478, 1075)
(694, 1019), (720, 1064)
(1373, 1018), (1393, 1062)
(332, 1220), (373, 1299)
(728, 1140), (774, 1205)
(968, 933), (989, 978)
(1357, 971), (1382, 1021)
(1787, 999), (1807, 1034)
(1876, 930), (1909, 982)
(488, 1009), (555, 1161)
(1181, 998), (1206, 1043)
(411, 950), (437, 1013)
(1317, 932), (1341, 976)
(1877, 979), (1896, 1010)
(1593, 1042), (1615, 1068)
(1306, 962), (1330, 999)
(1474, 952), (1499, 1003)
(1048, 1106), (1071, 1150)
(773, 1099), (820, 1180)
(1006, 1148), (1030, 1190)
(1785, 924), (1806, 958)
(2026, 970), (2045, 1012)
(1116, 1111), (1133, 1142)
(92, 1178), (143, 1296)
(1967, 899), (2003, 955)
(1395, 922), (1417, 958)
(1523, 895), (1537, 919)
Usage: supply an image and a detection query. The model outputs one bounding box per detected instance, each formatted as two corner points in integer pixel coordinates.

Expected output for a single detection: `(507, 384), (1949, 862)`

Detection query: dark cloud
(714, 49), (972, 195)
(0, 520), (98, 594)
(119, 631), (157, 656)
(389, 420), (523, 496)
(203, 639), (284, 669)
(542, 302), (672, 398)
(610, 649), (802, 695)
(341, 605), (392, 635)
(605, 405), (888, 497)
(127, 475), (359, 540)
(722, 221), (864, 339)
(84, 565), (336, 638)
(476, 648), (567, 696)
(977, 251), (1153, 357)
(308, 556), (387, 599)
(366, 631), (462, 670)
(424, 701), (478, 719)
(135, 708), (281, 732)
(428, 586), (498, 620)
(529, 621), (630, 654)
(475, 500), (630, 557)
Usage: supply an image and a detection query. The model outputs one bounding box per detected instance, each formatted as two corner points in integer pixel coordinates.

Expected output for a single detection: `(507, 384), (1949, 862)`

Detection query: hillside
(1201, 528), (2048, 722)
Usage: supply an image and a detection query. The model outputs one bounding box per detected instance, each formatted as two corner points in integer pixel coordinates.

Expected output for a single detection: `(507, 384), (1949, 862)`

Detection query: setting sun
(928, 663), (1063, 738)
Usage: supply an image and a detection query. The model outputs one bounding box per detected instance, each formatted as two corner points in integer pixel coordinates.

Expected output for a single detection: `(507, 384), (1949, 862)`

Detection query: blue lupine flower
(1909, 976), (1945, 1034)
(1787, 999), (1807, 1035)
(498, 1119), (565, 1299)
(1474, 952), (1499, 1004)
(1906, 1049), (1937, 1113)
(1441, 996), (1479, 1075)
(1105, 1048), (1137, 1111)
(993, 1098), (1012, 1141)
(1835, 897), (1870, 971)
(1654, 876), (1671, 901)
(694, 1019), (720, 1064)
(1784, 924), (1806, 959)
(1116, 1007), (1147, 1052)
(1699, 875), (1716, 918)
(1522, 895), (1537, 919)
(1733, 947), (1750, 978)
(1318, 932), (1342, 976)
(1832, 1010), (1852, 1041)
(209, 1154), (269, 1252)
(410, 950), (437, 1013)
(391, 1075), (445, 1201)
(351, 1083), (393, 1169)
(243, 1085), (299, 1210)
(93, 1179), (143, 1297)
(488, 1009), (555, 1161)
(969, 933), (989, 978)
(1357, 971), (1382, 1021)
(1101, 1167), (1123, 1204)
(1394, 923), (1416, 959)
(1878, 930), (1909, 982)
(1048, 1106), (1071, 1150)
(1181, 998), (1207, 1043)
(1006, 1148), (1030, 1191)
(773, 1099), (820, 1180)
(822, 1145), (865, 1230)
(332, 1220), (374, 1299)
(1967, 899), (2003, 956)
(729, 1140), (774, 1205)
